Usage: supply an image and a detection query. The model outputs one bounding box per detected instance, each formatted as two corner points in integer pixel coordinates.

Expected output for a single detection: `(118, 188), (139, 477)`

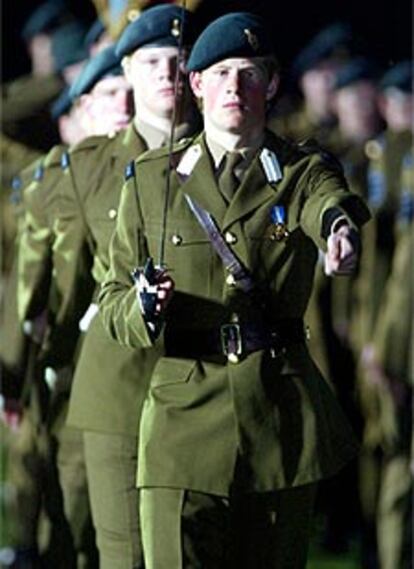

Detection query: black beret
(380, 61), (413, 94)
(50, 86), (72, 120)
(333, 57), (382, 90)
(69, 45), (123, 100)
(51, 21), (89, 73)
(292, 22), (353, 79)
(84, 18), (107, 52)
(115, 5), (196, 59)
(186, 12), (273, 73)
(21, 0), (68, 41)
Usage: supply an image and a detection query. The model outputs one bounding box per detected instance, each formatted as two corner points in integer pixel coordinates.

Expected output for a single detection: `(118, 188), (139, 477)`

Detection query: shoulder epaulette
(33, 163), (45, 181)
(60, 150), (70, 170)
(70, 134), (109, 155)
(124, 160), (135, 181)
(298, 138), (343, 170)
(136, 137), (194, 166)
(10, 175), (22, 205)
(11, 175), (22, 190)
(44, 143), (67, 169)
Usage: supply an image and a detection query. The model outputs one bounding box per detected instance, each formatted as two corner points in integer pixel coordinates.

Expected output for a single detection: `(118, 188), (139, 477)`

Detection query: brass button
(108, 208), (117, 220)
(226, 274), (236, 287)
(225, 231), (237, 244)
(128, 9), (140, 22)
(171, 234), (182, 246)
(227, 353), (240, 364)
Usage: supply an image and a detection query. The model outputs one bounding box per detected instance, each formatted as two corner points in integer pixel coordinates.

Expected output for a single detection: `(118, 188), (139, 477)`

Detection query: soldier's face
(190, 58), (277, 136)
(124, 46), (186, 119)
(300, 62), (339, 119)
(80, 75), (133, 136)
(335, 81), (380, 141)
(379, 89), (413, 133)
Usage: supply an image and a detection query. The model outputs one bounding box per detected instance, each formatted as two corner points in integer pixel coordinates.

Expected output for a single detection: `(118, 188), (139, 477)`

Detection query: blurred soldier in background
(1, 45), (134, 569)
(355, 60), (413, 569)
(1, 2), (89, 154)
(319, 56), (385, 555)
(268, 22), (354, 146)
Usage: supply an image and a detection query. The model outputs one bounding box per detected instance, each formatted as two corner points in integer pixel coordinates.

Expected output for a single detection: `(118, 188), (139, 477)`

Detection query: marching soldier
(99, 12), (371, 568)
(268, 22), (354, 146)
(1, 3), (89, 153)
(48, 6), (200, 568)
(4, 47), (132, 569)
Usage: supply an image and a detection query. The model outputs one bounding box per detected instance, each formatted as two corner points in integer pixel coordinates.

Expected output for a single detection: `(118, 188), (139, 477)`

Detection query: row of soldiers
(0, 2), (412, 568)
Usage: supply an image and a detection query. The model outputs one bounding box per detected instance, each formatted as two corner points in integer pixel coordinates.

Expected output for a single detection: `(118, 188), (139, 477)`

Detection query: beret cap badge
(244, 28), (259, 51)
(171, 18), (181, 37)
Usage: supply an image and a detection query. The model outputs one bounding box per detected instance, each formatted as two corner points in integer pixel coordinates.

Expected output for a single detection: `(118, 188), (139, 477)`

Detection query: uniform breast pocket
(151, 356), (197, 388)
(87, 210), (118, 247)
(145, 220), (212, 292)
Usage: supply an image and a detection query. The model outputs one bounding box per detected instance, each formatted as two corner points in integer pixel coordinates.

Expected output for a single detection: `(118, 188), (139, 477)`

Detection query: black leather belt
(164, 319), (306, 362)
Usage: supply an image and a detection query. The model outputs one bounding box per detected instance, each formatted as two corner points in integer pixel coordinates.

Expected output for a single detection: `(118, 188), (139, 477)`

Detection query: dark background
(1, 0), (413, 82)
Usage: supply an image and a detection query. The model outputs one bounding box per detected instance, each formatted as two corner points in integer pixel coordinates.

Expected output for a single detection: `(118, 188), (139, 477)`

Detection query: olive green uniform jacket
(350, 130), (412, 354)
(99, 130), (370, 496)
(0, 159), (42, 397)
(52, 124), (160, 434)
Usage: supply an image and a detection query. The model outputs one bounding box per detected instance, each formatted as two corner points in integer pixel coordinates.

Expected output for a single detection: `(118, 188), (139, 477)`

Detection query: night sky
(2, 0), (412, 82)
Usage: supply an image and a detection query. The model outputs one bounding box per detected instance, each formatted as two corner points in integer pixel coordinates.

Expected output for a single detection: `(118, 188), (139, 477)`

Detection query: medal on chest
(265, 204), (289, 241)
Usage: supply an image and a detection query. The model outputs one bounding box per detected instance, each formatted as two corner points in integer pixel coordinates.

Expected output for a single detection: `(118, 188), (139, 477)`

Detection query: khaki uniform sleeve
(17, 179), (53, 323)
(45, 170), (95, 366)
(98, 172), (153, 348)
(299, 156), (371, 251)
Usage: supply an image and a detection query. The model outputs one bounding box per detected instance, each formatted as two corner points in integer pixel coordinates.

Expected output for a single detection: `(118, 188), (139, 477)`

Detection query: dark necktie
(218, 152), (242, 202)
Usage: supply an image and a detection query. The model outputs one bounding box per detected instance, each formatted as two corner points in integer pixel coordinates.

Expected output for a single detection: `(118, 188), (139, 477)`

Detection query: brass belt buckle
(220, 323), (242, 364)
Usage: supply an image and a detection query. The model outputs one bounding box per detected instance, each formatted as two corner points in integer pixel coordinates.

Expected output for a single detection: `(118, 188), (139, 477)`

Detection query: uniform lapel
(173, 134), (228, 224)
(222, 132), (287, 232)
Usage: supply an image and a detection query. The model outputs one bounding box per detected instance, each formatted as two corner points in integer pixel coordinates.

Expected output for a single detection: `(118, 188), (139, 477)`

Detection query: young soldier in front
(99, 13), (371, 568)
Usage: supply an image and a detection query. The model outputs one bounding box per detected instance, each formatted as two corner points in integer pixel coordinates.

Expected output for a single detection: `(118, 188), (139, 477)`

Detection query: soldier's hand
(325, 224), (359, 276)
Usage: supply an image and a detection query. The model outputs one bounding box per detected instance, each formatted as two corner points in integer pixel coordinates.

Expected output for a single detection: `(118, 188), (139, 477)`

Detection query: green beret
(115, 5), (196, 59)
(292, 22), (353, 79)
(334, 57), (382, 90)
(380, 61), (413, 94)
(186, 12), (273, 73)
(21, 0), (68, 41)
(69, 45), (123, 100)
(52, 21), (89, 73)
(50, 86), (72, 120)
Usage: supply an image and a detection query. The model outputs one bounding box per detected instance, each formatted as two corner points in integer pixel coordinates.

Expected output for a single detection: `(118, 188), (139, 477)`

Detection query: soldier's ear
(266, 73), (280, 101)
(189, 71), (203, 98)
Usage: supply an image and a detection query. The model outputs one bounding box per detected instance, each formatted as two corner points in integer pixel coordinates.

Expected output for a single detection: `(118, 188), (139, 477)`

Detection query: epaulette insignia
(10, 176), (22, 205)
(125, 160), (135, 181)
(11, 175), (22, 191)
(176, 144), (202, 177)
(60, 151), (70, 170)
(34, 163), (44, 181)
(260, 148), (283, 185)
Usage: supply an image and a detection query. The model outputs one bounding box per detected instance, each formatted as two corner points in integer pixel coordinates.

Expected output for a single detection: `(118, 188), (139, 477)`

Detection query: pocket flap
(151, 357), (196, 387)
